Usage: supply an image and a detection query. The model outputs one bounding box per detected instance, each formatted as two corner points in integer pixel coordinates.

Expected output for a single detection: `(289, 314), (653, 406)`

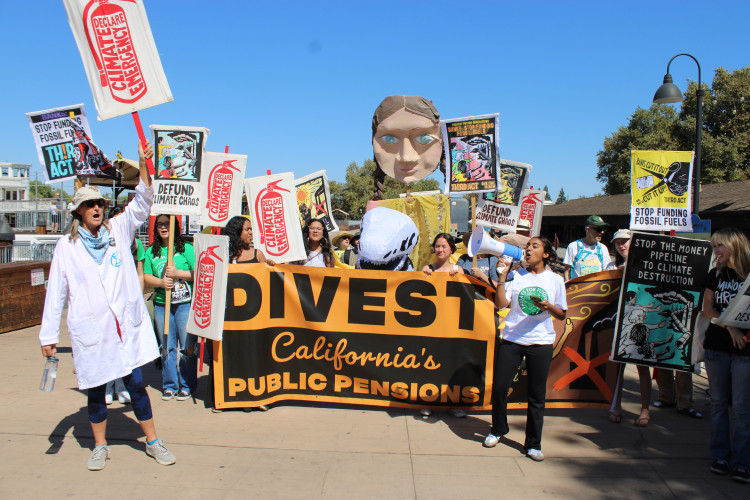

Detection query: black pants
(490, 340), (553, 451)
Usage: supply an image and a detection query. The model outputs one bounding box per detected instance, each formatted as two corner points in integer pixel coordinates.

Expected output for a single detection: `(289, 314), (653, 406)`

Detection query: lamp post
(652, 53), (703, 216)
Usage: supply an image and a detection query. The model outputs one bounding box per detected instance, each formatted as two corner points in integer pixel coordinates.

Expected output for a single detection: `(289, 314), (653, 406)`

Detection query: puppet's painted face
(373, 108), (442, 184)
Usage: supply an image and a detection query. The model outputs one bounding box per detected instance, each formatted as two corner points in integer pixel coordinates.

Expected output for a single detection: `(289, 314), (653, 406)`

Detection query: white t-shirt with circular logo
(501, 268), (567, 345)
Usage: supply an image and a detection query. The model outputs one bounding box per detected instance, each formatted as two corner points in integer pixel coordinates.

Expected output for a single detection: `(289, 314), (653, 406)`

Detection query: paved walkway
(0, 324), (746, 499)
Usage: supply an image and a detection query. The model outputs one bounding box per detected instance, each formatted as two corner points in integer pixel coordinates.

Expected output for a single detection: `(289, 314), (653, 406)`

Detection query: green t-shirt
(143, 242), (195, 305)
(135, 238), (146, 262)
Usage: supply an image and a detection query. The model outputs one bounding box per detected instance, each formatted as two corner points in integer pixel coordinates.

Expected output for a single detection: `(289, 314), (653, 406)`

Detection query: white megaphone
(467, 226), (524, 261)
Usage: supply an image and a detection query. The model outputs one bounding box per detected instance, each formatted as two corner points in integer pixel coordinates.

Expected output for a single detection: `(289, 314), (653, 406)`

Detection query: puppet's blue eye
(415, 134), (435, 145)
(382, 135), (398, 145)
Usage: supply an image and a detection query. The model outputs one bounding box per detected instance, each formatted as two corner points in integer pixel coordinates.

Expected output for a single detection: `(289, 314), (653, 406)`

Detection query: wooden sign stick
(163, 215), (176, 338)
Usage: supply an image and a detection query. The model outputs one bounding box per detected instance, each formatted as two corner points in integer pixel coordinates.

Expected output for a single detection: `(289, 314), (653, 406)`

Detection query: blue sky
(1, 0), (748, 199)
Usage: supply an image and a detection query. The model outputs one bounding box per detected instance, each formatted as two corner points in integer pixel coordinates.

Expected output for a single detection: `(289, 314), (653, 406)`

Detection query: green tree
(596, 67), (750, 195)
(331, 160), (440, 219)
(555, 188), (567, 204)
(29, 181), (64, 199)
(542, 185), (552, 201)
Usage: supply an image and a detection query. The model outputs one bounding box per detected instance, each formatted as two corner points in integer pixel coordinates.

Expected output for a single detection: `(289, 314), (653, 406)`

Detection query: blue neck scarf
(78, 225), (112, 265)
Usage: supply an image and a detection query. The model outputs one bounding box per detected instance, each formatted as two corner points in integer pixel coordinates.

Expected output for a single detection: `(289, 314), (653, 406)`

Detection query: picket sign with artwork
(244, 173), (307, 264)
(150, 125), (209, 217)
(199, 152), (247, 227)
(26, 104), (119, 183)
(294, 170), (338, 235)
(630, 150), (695, 232)
(442, 114), (500, 195)
(63, 0), (173, 121)
(474, 161), (535, 234)
(186, 234), (229, 342)
(519, 188), (546, 237)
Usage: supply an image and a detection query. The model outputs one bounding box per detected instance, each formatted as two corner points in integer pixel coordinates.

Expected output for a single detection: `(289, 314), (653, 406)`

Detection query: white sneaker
(449, 408), (467, 418)
(420, 409), (432, 417)
(483, 433), (500, 448)
(146, 439), (176, 466)
(526, 449), (544, 461)
(104, 392), (113, 405)
(118, 390), (131, 404)
(87, 445), (110, 471)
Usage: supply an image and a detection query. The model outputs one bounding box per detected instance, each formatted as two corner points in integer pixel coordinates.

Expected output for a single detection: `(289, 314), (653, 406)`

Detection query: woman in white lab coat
(39, 142), (176, 471)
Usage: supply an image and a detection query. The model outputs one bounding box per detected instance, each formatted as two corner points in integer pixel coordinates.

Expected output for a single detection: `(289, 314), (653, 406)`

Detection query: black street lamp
(653, 53), (703, 216)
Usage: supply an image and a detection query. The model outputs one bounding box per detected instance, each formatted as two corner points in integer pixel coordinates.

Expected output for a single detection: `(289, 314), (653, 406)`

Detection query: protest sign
(611, 233), (712, 372)
(477, 160), (533, 233)
(442, 114), (499, 194)
(519, 188), (546, 237)
(214, 265), (497, 410)
(295, 170), (338, 235)
(26, 104), (92, 183)
(475, 198), (517, 232)
(631, 150), (694, 232)
(199, 152), (247, 227)
(714, 275), (750, 329)
(213, 265), (621, 410)
(244, 173), (306, 263)
(490, 159), (531, 205)
(63, 0), (173, 120)
(150, 125), (209, 216)
(187, 234), (229, 341)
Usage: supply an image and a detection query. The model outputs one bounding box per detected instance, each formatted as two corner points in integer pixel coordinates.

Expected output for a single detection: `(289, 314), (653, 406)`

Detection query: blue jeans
(704, 349), (750, 468)
(154, 302), (197, 394)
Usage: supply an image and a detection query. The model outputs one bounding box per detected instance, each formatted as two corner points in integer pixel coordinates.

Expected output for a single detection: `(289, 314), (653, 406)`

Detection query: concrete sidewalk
(0, 325), (746, 499)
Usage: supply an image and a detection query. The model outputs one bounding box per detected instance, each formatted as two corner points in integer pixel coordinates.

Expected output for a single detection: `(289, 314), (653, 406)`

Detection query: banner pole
(471, 194), (477, 266)
(163, 215), (176, 339)
(131, 111), (155, 175)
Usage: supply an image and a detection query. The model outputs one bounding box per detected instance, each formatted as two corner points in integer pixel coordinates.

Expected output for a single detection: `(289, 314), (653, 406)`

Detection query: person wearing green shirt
(144, 215), (196, 401)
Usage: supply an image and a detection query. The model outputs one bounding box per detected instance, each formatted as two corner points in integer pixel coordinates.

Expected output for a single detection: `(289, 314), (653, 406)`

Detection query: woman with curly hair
(701, 227), (750, 483)
(223, 215), (267, 264)
(144, 215), (196, 401)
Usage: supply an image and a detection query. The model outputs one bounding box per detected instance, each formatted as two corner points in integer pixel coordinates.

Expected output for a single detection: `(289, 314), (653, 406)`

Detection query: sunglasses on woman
(83, 199), (105, 208)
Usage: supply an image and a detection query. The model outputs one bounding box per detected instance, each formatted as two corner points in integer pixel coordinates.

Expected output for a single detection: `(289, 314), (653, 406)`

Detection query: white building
(0, 163), (31, 201)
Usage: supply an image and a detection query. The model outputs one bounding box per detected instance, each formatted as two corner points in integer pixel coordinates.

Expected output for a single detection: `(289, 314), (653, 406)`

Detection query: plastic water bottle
(40, 356), (59, 392)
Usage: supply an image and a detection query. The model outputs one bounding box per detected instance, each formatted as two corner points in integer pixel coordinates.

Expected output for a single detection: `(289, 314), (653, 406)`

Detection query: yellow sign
(630, 150), (694, 231)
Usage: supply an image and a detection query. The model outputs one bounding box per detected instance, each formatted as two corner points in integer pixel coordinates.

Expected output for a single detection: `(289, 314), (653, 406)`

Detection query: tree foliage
(28, 181), (69, 199)
(596, 66), (750, 195)
(542, 185), (552, 201)
(330, 160), (440, 219)
(555, 188), (567, 204)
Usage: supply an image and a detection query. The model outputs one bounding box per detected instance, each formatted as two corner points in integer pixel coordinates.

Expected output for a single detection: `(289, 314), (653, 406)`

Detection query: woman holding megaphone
(483, 236), (567, 463)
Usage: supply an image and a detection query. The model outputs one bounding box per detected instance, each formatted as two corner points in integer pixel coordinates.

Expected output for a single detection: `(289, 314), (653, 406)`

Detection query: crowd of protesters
(39, 180), (750, 484)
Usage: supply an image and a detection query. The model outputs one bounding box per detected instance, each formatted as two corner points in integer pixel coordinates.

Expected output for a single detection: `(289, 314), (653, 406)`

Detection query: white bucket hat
(611, 229), (632, 242)
(72, 185), (106, 211)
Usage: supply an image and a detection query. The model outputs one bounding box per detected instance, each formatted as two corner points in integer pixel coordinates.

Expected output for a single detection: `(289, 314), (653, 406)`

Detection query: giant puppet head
(357, 207), (418, 272)
(372, 96), (444, 185)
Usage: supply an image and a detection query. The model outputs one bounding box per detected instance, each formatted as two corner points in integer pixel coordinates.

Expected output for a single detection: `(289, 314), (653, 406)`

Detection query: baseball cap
(585, 215), (607, 227)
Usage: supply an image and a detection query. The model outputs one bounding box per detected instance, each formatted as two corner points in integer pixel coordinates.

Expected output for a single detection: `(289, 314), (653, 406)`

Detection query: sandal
(608, 413), (622, 424)
(677, 408), (703, 419)
(634, 416), (650, 427)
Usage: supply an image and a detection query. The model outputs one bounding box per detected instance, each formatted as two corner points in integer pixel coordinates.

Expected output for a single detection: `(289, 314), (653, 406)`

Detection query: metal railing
(0, 198), (70, 233)
(0, 241), (57, 263)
